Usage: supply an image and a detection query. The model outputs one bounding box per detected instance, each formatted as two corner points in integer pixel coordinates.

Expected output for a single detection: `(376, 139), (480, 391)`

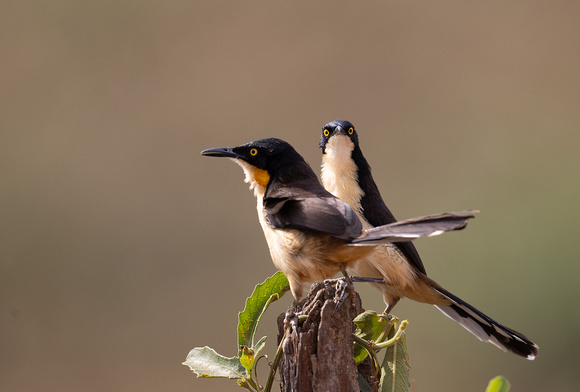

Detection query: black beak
(332, 126), (346, 136)
(201, 147), (240, 158)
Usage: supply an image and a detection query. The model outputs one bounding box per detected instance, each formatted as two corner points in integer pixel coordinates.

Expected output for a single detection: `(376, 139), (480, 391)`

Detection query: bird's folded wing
(264, 193), (363, 240)
(349, 210), (477, 245)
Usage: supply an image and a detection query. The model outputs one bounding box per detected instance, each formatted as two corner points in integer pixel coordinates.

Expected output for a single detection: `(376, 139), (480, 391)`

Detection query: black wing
(264, 188), (363, 240)
(356, 148), (428, 274)
(349, 210), (476, 244)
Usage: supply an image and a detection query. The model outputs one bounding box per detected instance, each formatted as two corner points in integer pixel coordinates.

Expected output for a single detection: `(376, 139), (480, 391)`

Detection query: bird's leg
(283, 300), (300, 334)
(372, 299), (401, 345)
(350, 276), (386, 284)
(340, 263), (354, 287)
(381, 298), (400, 320)
(334, 263), (355, 312)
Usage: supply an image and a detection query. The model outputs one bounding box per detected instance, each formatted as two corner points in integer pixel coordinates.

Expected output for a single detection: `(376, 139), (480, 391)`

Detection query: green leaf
(353, 311), (389, 364)
(237, 271), (289, 355)
(253, 335), (268, 359)
(183, 346), (248, 379)
(239, 336), (268, 374)
(239, 345), (255, 372)
(379, 330), (410, 392)
(486, 376), (511, 392)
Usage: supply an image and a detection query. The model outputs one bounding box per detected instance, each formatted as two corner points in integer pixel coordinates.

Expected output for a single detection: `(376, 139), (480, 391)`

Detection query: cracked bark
(276, 279), (378, 392)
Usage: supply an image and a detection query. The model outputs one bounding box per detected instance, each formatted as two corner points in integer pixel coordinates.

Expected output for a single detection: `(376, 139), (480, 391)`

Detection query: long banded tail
(349, 210), (477, 245)
(434, 287), (538, 360)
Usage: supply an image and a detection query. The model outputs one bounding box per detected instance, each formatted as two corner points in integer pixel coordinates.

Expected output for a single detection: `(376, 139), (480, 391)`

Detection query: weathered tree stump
(276, 279), (378, 392)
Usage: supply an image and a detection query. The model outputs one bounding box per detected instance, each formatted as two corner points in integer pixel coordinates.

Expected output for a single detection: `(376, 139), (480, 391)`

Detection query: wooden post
(277, 279), (379, 392)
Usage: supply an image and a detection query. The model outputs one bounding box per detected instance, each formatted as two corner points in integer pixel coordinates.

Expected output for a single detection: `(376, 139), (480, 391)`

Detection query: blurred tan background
(1, 1), (579, 391)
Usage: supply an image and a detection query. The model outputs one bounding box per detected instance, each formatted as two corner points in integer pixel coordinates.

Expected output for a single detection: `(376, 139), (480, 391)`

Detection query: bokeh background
(2, 1), (579, 391)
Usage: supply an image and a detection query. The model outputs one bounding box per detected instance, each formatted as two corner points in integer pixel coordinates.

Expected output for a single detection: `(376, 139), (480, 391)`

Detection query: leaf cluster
(184, 272), (512, 392)
(183, 272), (289, 391)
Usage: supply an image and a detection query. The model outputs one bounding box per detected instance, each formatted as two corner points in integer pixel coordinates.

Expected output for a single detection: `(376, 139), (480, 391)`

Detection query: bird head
(201, 138), (308, 195)
(319, 120), (360, 155)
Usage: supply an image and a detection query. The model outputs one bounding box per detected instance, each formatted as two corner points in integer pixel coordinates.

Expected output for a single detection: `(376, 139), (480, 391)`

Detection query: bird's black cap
(202, 137), (307, 174)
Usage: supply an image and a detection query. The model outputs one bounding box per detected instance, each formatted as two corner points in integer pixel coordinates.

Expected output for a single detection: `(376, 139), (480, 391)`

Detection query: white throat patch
(321, 135), (365, 219)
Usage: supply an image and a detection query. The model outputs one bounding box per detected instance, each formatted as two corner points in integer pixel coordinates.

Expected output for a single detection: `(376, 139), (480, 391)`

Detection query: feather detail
(434, 287), (538, 360)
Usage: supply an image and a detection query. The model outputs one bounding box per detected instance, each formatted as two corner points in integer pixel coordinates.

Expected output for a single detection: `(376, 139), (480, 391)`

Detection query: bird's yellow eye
(348, 127), (354, 135)
(250, 148), (258, 156)
(323, 129), (330, 137)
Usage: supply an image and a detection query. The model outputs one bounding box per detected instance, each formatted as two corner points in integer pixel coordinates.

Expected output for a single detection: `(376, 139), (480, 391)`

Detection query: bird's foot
(283, 307), (301, 335)
(334, 277), (355, 312)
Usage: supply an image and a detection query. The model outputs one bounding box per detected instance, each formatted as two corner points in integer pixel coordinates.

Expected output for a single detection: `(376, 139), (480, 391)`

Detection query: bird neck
(234, 159), (271, 198)
(235, 156), (323, 200)
(321, 135), (365, 219)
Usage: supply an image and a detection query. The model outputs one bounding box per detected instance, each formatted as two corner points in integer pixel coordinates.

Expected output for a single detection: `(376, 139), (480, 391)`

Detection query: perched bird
(319, 119), (538, 359)
(201, 138), (474, 302)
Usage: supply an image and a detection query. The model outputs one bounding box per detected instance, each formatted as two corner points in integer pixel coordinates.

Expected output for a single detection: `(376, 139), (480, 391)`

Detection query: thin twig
(374, 320), (408, 350)
(353, 333), (380, 375)
(264, 325), (289, 392)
